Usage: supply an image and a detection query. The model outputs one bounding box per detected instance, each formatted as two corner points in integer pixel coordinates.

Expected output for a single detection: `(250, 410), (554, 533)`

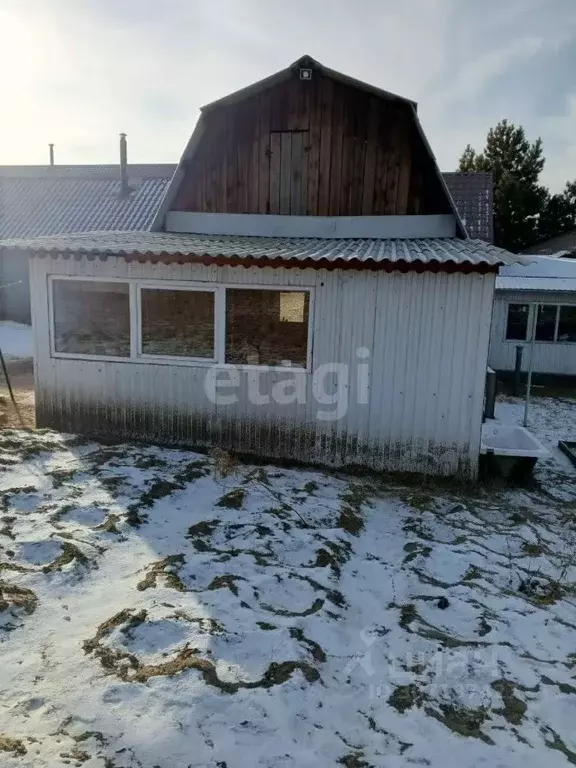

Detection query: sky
(0, 0), (575, 192)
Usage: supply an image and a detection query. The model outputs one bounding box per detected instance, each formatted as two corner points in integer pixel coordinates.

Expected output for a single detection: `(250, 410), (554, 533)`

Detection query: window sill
(49, 352), (310, 373)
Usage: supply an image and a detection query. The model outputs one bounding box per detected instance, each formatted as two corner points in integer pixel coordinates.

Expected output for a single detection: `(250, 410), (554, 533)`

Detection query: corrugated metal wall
(489, 291), (576, 376)
(0, 250), (30, 322)
(30, 255), (494, 477)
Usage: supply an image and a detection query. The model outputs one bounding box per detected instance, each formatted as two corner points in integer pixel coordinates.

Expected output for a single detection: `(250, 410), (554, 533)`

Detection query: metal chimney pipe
(49, 143), (55, 166)
(119, 133), (129, 195)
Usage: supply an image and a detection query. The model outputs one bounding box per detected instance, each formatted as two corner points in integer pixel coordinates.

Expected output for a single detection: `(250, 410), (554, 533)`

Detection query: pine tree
(458, 120), (547, 252)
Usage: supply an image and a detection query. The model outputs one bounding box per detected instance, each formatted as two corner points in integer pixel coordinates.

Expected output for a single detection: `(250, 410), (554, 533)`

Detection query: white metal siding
(489, 291), (576, 376)
(30, 255), (494, 477)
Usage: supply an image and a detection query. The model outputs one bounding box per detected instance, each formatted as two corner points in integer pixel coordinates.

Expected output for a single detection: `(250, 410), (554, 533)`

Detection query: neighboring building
(442, 172), (493, 242)
(0, 55), (521, 477)
(489, 256), (576, 378)
(524, 228), (576, 258)
(0, 163), (175, 322)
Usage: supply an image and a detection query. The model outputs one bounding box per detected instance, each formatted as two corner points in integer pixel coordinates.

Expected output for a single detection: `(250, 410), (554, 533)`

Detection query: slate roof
(0, 231), (524, 268)
(0, 165), (175, 238)
(0, 164), (492, 242)
(442, 172), (493, 243)
(524, 228), (576, 257)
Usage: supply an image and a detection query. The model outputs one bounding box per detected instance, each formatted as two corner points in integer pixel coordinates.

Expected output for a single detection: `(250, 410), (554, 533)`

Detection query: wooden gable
(172, 58), (453, 218)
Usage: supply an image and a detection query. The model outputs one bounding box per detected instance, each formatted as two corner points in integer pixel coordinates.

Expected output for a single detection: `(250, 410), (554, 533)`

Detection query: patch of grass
(0, 735), (27, 756)
(187, 519), (219, 539)
(43, 542), (89, 573)
(398, 603), (417, 631)
(337, 753), (372, 767)
(388, 684), (426, 714)
(522, 541), (545, 557)
(48, 468), (78, 488)
(261, 597), (325, 618)
(462, 565), (483, 582)
(208, 574), (245, 596)
(542, 726), (576, 765)
(257, 621), (276, 631)
(0, 581), (37, 614)
(137, 555), (187, 592)
(126, 478), (185, 526)
(491, 680), (527, 725)
(403, 542), (432, 564)
(289, 627), (326, 663)
(60, 747), (90, 764)
(216, 488), (245, 510)
(338, 484), (370, 535)
(314, 539), (352, 576)
(94, 513), (121, 534)
(426, 704), (492, 744)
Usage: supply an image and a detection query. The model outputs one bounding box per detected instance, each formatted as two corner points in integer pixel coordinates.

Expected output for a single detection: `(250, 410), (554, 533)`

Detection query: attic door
(269, 131), (309, 215)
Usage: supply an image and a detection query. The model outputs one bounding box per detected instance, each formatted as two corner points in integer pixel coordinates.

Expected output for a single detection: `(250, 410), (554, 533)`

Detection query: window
(505, 303), (529, 340)
(140, 288), (215, 359)
(535, 304), (558, 341)
(50, 278), (313, 368)
(52, 279), (130, 356)
(225, 289), (310, 367)
(557, 306), (576, 342)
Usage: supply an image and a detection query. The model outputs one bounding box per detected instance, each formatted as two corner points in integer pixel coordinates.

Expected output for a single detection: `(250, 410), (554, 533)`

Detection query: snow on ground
(0, 401), (576, 767)
(0, 322), (33, 360)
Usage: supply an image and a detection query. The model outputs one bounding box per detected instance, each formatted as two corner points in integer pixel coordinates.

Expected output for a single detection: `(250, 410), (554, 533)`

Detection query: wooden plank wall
(174, 73), (451, 217)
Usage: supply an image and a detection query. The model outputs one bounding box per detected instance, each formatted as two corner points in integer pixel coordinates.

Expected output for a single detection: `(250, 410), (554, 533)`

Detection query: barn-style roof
(0, 231), (524, 271)
(151, 55), (467, 237)
(0, 165), (175, 238)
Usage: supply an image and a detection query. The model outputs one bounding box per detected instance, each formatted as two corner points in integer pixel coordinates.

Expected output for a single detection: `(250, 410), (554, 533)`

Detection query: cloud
(0, 0), (574, 193)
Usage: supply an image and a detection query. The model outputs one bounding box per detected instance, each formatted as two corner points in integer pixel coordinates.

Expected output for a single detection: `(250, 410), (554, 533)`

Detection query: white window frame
(504, 301), (576, 345)
(48, 275), (314, 372)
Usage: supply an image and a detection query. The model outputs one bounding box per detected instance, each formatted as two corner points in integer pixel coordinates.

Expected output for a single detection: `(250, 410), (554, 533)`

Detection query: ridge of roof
(201, 54), (417, 113)
(0, 164), (176, 180)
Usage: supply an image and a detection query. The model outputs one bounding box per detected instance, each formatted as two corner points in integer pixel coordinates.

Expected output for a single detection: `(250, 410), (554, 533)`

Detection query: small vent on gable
(299, 68), (313, 81)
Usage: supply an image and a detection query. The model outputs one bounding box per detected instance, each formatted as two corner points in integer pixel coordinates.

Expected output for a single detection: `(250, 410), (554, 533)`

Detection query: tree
(539, 181), (576, 243)
(458, 120), (548, 252)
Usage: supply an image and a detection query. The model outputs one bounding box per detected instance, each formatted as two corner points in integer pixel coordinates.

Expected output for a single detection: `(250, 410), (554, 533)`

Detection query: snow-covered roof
(496, 255), (576, 292)
(0, 231), (524, 269)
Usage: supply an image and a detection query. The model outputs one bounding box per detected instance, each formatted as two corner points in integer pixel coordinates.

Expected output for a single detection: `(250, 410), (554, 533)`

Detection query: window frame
(504, 302), (530, 342)
(503, 300), (576, 345)
(48, 276), (314, 372)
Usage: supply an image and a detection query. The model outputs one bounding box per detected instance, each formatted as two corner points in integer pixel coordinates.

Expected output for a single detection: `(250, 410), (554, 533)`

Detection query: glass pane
(225, 289), (309, 367)
(505, 304), (529, 340)
(141, 289), (214, 358)
(557, 306), (576, 342)
(53, 280), (130, 356)
(535, 304), (558, 341)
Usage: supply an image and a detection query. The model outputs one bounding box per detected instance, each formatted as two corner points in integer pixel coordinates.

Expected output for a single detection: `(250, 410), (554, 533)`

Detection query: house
(0, 55), (522, 477)
(0, 161), (175, 322)
(0, 164), (492, 325)
(524, 228), (576, 258)
(489, 255), (576, 379)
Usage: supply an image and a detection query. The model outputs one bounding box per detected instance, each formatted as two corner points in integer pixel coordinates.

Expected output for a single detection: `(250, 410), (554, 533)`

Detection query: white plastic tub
(480, 425), (549, 459)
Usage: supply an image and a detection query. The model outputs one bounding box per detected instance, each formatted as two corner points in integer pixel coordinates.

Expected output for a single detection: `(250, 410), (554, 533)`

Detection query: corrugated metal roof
(0, 231), (524, 267)
(496, 276), (576, 292)
(0, 165), (175, 238)
(443, 172), (493, 243)
(496, 255), (576, 291)
(0, 164), (490, 245)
